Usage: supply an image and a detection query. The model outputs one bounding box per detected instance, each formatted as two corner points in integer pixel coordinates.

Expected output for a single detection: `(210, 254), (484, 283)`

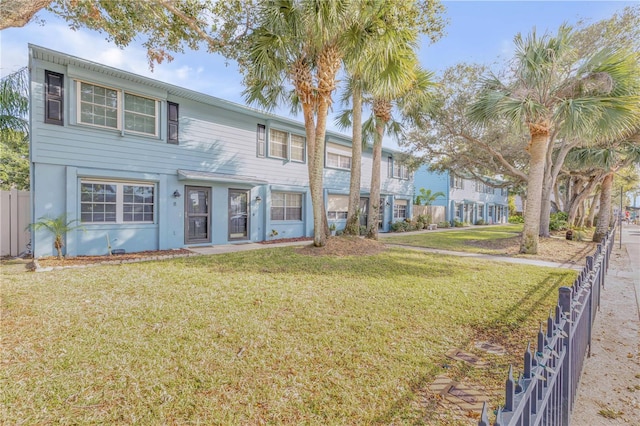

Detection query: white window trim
(271, 192), (303, 221)
(290, 134), (306, 163)
(326, 143), (352, 171)
(389, 157), (410, 180)
(267, 128), (306, 163)
(75, 80), (160, 137)
(80, 180), (155, 224)
(327, 194), (349, 219)
(393, 199), (408, 219)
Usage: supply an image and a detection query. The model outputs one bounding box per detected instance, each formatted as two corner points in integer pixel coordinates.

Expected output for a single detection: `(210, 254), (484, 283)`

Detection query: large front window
(271, 192), (303, 221)
(81, 181), (154, 223)
(77, 81), (158, 136)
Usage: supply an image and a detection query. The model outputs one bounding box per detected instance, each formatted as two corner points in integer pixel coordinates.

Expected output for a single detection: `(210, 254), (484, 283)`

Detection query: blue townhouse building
(28, 45), (414, 258)
(413, 165), (509, 225)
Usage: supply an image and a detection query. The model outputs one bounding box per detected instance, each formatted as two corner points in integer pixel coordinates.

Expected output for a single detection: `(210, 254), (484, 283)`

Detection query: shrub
(415, 221), (425, 230)
(438, 221), (451, 228)
(453, 219), (465, 227)
(475, 219), (486, 225)
(508, 215), (524, 224)
(549, 212), (569, 231)
(390, 221), (406, 232)
(359, 225), (367, 236)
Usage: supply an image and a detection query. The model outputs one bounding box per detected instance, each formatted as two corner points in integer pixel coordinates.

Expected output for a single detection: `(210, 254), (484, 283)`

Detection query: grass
(598, 408), (624, 419)
(383, 225), (523, 254)
(1, 246), (576, 425)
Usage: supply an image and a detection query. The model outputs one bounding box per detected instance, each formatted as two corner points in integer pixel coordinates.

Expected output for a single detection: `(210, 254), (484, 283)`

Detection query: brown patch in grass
(297, 235), (386, 257)
(466, 232), (596, 265)
(36, 249), (193, 268)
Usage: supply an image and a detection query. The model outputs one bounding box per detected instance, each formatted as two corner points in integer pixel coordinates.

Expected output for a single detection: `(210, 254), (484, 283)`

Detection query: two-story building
(28, 45), (414, 257)
(413, 165), (509, 225)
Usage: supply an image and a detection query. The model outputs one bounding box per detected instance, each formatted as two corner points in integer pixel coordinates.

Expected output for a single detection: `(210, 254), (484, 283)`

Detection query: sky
(0, 0), (636, 149)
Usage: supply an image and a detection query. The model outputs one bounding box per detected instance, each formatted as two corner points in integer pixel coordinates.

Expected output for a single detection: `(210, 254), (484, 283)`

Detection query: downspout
(27, 46), (36, 257)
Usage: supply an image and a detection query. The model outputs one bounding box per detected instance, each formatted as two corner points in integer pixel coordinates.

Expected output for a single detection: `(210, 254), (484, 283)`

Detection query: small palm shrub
(28, 213), (84, 259)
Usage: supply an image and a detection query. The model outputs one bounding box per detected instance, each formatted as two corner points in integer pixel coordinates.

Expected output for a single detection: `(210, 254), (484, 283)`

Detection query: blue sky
(0, 1), (636, 147)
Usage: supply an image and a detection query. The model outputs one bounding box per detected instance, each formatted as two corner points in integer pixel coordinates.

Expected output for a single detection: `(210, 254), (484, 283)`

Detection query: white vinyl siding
(81, 180), (154, 224)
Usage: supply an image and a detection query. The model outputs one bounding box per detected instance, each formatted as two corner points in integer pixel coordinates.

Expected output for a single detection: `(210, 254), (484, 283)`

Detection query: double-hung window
(388, 156), (409, 179)
(451, 175), (464, 189)
(326, 143), (352, 170)
(327, 194), (349, 219)
(269, 129), (288, 159)
(266, 128), (306, 162)
(290, 134), (305, 162)
(77, 81), (159, 137)
(271, 192), (303, 221)
(81, 181), (155, 224)
(393, 199), (408, 219)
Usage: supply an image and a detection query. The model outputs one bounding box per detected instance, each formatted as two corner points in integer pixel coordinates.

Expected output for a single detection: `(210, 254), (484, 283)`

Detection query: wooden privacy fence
(413, 205), (446, 224)
(0, 189), (31, 257)
(479, 228), (614, 426)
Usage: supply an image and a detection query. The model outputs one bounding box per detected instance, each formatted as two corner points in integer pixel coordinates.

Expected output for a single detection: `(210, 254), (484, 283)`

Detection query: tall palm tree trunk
(367, 119), (384, 240)
(302, 101), (327, 247)
(345, 87), (363, 235)
(593, 172), (613, 242)
(520, 132), (549, 254)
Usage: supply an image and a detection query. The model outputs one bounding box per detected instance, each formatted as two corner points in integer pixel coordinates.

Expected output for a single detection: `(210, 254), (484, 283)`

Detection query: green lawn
(2, 246), (575, 425)
(383, 224), (523, 254)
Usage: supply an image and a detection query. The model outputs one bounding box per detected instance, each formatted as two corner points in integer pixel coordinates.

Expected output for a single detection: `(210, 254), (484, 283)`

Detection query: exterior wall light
(173, 190), (181, 198)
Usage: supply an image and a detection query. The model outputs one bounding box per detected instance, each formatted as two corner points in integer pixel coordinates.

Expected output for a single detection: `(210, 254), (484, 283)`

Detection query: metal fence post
(559, 286), (573, 425)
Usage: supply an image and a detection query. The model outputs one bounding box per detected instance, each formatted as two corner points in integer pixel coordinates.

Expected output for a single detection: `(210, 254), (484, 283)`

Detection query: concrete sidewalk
(571, 223), (640, 424)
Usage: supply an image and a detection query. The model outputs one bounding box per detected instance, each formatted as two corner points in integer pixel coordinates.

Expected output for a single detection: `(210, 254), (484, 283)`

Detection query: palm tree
(415, 188), (445, 206)
(0, 67), (30, 190)
(0, 67), (29, 135)
(28, 214), (85, 259)
(566, 135), (640, 242)
(468, 26), (640, 254)
(336, 1), (419, 236)
(366, 67), (434, 239)
(242, 0), (352, 247)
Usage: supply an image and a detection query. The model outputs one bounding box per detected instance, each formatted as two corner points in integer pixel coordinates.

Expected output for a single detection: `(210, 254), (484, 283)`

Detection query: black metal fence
(479, 228), (615, 426)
